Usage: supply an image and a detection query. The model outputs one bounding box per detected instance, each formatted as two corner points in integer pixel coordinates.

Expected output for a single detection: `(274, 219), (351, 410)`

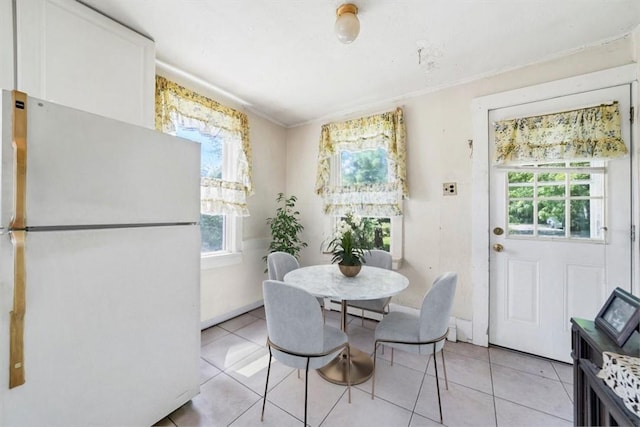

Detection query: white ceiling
(80, 0), (640, 127)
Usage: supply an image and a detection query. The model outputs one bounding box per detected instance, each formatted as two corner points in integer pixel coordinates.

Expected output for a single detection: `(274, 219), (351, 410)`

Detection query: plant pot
(338, 263), (361, 277)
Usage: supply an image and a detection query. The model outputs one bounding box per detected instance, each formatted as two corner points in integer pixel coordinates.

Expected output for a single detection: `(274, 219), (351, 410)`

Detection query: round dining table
(283, 264), (409, 385)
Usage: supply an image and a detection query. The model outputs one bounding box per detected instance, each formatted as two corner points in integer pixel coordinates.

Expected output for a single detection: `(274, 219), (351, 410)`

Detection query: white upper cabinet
(0, 0), (14, 91)
(15, 0), (155, 128)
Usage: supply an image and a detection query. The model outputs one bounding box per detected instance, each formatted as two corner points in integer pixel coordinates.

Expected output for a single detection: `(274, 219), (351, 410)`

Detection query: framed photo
(595, 287), (640, 347)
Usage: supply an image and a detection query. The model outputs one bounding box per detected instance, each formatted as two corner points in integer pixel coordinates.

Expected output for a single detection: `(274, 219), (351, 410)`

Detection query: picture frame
(595, 287), (640, 347)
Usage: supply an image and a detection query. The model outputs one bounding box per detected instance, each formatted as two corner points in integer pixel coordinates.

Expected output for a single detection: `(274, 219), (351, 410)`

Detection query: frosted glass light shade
(335, 4), (360, 44)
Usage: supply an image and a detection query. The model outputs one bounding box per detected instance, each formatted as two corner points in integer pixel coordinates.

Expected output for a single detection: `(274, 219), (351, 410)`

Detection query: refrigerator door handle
(10, 90), (27, 230)
(9, 230), (26, 388)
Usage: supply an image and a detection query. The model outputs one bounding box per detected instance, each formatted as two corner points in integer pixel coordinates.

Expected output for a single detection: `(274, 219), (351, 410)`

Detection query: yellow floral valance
(494, 102), (628, 165)
(155, 76), (253, 216)
(315, 108), (408, 217)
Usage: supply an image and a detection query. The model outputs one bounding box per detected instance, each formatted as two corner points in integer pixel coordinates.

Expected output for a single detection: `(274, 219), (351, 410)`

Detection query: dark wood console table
(571, 317), (639, 426)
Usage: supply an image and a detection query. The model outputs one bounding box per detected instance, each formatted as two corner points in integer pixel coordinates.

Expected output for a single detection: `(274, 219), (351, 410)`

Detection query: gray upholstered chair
(267, 251), (325, 316)
(346, 250), (393, 326)
(261, 280), (351, 425)
(266, 251), (299, 281)
(372, 272), (457, 424)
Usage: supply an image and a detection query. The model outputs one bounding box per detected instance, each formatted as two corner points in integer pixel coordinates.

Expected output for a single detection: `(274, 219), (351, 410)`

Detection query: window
(506, 161), (605, 240)
(317, 108), (407, 265)
(155, 76), (252, 260)
(339, 148), (392, 251)
(174, 127), (225, 252)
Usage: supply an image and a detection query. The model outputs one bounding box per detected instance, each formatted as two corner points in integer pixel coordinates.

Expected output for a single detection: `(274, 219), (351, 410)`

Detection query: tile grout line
(408, 356), (430, 426)
(487, 346), (499, 427)
(489, 349), (574, 423)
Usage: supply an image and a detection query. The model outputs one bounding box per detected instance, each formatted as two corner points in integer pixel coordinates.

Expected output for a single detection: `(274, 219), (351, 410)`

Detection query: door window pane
(508, 200), (534, 236)
(509, 185), (534, 198)
(538, 184), (565, 198)
(538, 200), (565, 236)
(505, 161), (605, 241)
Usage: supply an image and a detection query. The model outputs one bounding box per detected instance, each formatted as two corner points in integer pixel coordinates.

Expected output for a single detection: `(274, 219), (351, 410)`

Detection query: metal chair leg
(346, 344), (352, 404)
(371, 341), (378, 399)
(432, 344), (443, 424)
(261, 348), (273, 421)
(441, 350), (449, 390)
(304, 358), (310, 426)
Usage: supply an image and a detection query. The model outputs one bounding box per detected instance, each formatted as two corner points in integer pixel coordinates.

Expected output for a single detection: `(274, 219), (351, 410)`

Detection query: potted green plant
(264, 193), (307, 267)
(326, 212), (372, 277)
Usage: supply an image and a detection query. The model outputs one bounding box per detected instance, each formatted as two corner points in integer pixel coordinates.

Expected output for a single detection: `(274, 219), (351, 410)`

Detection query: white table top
(283, 264), (409, 301)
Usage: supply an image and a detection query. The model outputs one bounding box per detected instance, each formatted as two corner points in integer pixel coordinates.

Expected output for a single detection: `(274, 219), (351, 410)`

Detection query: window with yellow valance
(315, 108), (408, 217)
(493, 102), (628, 165)
(155, 75), (253, 216)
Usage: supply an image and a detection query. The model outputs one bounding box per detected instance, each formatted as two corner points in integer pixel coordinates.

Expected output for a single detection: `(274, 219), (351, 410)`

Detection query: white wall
(285, 36), (637, 324)
(157, 66), (288, 324)
(200, 112), (286, 323)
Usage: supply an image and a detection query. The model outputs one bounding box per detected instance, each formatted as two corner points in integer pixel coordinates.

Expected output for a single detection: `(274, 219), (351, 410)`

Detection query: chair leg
(440, 350), (449, 390)
(346, 344), (352, 404)
(391, 347), (394, 366)
(304, 358), (310, 426)
(261, 348), (273, 422)
(371, 341), (378, 399)
(432, 345), (443, 424)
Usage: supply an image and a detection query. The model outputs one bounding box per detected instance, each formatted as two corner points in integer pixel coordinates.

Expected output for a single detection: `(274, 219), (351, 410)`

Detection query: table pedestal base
(317, 347), (373, 385)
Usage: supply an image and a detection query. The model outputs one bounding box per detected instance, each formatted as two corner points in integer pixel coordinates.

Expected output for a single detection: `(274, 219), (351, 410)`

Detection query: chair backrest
(419, 272), (457, 342)
(267, 252), (300, 281)
(362, 250), (392, 270)
(262, 280), (324, 354)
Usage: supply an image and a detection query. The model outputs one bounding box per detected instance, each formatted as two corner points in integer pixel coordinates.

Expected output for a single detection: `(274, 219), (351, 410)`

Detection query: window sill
(201, 251), (242, 270)
(392, 258), (403, 270)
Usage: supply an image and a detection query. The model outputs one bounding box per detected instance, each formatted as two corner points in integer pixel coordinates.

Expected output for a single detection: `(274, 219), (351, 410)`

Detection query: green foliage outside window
(340, 148), (388, 185)
(201, 214), (224, 252)
(508, 169), (594, 237)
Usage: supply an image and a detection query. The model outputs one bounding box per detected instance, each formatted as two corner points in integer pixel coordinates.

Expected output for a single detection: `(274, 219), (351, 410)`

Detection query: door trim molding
(471, 64), (638, 347)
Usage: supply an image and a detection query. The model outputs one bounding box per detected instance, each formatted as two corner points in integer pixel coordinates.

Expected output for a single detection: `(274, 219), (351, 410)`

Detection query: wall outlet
(443, 182), (457, 196)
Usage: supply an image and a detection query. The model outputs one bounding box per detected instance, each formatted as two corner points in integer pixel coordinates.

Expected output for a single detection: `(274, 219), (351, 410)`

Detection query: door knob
(493, 243), (504, 252)
(493, 227), (504, 235)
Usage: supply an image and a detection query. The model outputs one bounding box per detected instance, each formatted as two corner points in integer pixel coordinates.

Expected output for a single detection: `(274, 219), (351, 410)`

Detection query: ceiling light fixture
(335, 4), (360, 44)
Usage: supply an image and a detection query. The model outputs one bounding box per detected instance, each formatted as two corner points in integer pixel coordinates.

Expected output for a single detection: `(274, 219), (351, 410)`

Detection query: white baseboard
(200, 299), (264, 330)
(456, 318), (473, 343)
(206, 300), (478, 347)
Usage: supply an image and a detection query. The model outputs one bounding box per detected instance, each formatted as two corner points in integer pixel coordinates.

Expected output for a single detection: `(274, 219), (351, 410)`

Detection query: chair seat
(273, 324), (347, 370)
(375, 311), (442, 354)
(347, 297), (390, 313)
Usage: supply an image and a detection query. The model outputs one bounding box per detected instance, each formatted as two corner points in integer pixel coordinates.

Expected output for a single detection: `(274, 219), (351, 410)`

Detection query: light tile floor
(156, 308), (574, 427)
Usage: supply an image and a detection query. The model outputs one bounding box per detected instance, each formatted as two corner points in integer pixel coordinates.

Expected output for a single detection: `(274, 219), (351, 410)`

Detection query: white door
(489, 85), (633, 363)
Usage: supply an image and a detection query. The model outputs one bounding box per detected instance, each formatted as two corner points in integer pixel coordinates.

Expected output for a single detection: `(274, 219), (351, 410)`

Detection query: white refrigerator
(0, 90), (201, 426)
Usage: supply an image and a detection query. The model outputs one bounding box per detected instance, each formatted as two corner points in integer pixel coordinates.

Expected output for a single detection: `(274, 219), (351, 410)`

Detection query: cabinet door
(15, 0), (155, 128)
(0, 0), (13, 90)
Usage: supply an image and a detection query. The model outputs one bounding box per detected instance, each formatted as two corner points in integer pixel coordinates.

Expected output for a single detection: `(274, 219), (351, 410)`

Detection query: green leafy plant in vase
(263, 193), (307, 270)
(326, 212), (372, 277)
